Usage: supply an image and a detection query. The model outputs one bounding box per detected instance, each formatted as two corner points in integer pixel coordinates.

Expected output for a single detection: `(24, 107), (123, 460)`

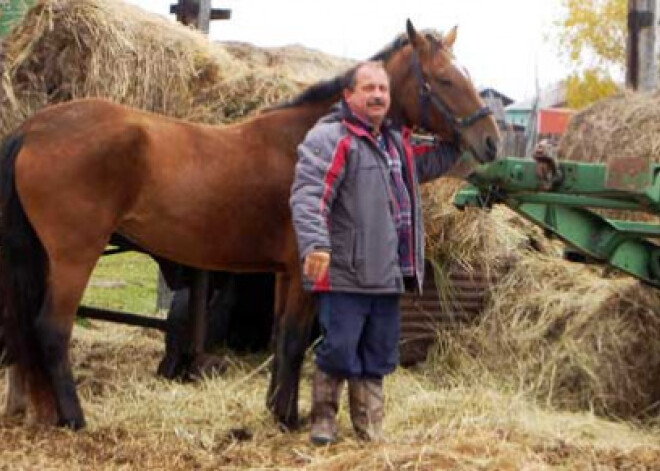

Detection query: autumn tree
(556, 0), (626, 108)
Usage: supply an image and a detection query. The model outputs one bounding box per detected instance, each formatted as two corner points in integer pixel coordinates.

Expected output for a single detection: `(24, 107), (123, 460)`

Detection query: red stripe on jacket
(314, 134), (352, 291)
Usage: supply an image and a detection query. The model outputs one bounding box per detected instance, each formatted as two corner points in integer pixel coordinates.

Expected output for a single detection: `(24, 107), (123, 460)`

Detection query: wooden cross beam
(170, 0), (231, 33)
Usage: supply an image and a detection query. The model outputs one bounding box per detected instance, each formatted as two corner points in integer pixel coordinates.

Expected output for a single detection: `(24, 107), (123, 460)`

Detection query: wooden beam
(170, 1), (231, 30)
(627, 0), (659, 91)
(210, 9), (231, 20)
(78, 305), (168, 331)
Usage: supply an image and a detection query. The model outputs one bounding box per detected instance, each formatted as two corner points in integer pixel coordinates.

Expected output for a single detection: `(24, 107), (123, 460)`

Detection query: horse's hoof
(57, 416), (86, 430)
(3, 403), (27, 418)
(156, 352), (183, 380)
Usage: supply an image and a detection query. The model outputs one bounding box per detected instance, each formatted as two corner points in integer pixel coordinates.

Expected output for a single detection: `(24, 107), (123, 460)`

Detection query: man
(290, 61), (462, 444)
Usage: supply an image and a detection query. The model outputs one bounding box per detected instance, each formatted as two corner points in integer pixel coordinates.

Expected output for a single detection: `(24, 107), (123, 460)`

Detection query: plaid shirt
(377, 134), (414, 277)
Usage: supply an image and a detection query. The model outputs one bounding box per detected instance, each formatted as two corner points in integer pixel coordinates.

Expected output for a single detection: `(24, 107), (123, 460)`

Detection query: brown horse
(0, 20), (500, 429)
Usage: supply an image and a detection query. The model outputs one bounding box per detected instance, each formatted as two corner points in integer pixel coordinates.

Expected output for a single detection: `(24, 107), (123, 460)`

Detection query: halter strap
(410, 52), (492, 138)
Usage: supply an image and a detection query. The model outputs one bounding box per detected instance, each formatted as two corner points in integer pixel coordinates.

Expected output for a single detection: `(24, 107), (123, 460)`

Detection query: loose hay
(429, 254), (660, 419)
(2, 323), (659, 469)
(422, 178), (558, 273)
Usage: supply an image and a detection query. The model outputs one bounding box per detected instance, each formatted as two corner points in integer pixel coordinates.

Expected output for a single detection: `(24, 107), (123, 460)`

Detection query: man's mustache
(367, 98), (386, 107)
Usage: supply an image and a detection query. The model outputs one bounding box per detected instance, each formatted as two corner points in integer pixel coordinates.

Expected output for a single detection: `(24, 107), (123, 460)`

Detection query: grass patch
(81, 251), (159, 315)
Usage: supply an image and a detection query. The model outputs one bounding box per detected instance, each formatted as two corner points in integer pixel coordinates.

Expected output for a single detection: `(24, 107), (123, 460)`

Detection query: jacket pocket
(331, 228), (355, 273)
(354, 228), (397, 287)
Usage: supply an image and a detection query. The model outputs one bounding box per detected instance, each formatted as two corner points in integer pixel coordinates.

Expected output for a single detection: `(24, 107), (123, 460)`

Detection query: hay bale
(558, 90), (660, 164)
(431, 254), (660, 418)
(558, 91), (660, 223)
(0, 0), (305, 136)
(222, 41), (356, 86)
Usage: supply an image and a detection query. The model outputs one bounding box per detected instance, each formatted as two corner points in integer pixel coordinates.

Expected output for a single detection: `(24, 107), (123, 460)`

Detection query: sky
(125, 0), (570, 103)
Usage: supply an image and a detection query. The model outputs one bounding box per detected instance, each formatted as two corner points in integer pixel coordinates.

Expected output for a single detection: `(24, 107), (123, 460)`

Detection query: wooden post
(197, 0), (212, 34)
(627, 0), (659, 91)
(156, 270), (174, 311)
(188, 270), (210, 356)
(159, 1), (232, 376)
(158, 0), (232, 312)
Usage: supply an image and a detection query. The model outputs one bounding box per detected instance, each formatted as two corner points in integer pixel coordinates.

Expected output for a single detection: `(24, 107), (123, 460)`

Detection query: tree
(565, 68), (620, 109)
(556, 0), (626, 108)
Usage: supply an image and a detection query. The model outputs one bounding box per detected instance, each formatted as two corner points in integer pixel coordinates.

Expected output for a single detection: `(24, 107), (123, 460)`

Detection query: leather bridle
(410, 51), (492, 141)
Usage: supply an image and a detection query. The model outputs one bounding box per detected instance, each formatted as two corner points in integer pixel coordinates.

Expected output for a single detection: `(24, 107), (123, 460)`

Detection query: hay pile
(558, 90), (660, 224)
(421, 178), (558, 273)
(0, 0), (351, 137)
(222, 42), (356, 85)
(559, 90), (660, 164)
(429, 254), (660, 418)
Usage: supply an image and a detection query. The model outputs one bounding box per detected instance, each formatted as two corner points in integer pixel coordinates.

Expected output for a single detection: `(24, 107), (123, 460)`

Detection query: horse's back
(12, 97), (300, 272)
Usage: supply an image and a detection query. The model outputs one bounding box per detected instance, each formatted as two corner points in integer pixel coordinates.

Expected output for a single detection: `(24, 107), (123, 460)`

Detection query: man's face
(343, 64), (391, 129)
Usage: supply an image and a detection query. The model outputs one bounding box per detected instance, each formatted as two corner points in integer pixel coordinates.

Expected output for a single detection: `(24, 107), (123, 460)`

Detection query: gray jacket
(290, 103), (461, 294)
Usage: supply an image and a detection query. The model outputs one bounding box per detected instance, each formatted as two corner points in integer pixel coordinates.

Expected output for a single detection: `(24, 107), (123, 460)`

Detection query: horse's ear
(406, 19), (431, 55)
(443, 25), (458, 49)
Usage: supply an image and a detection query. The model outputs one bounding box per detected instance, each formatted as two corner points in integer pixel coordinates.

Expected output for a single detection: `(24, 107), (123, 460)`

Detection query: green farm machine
(455, 153), (660, 287)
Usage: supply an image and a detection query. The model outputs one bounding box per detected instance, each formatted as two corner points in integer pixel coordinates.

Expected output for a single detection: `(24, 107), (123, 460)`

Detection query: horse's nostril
(486, 136), (496, 152)
(485, 136), (498, 160)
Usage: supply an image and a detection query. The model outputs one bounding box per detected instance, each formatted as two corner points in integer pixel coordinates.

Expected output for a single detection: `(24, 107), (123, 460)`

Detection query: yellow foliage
(565, 69), (621, 109)
(557, 0), (625, 108)
(557, 0), (627, 70)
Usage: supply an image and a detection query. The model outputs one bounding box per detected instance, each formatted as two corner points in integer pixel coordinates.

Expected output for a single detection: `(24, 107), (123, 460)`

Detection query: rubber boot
(348, 377), (384, 442)
(310, 368), (344, 445)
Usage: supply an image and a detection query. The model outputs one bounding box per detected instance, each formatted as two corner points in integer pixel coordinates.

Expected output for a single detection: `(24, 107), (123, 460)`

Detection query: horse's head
(386, 20), (501, 164)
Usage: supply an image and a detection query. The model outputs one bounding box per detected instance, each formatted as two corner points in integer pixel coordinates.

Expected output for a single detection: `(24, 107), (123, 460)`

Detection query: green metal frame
(0, 0), (35, 38)
(454, 156), (660, 287)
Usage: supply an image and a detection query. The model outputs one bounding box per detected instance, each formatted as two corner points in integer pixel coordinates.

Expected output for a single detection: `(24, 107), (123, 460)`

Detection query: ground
(1, 322), (660, 470)
(0, 253), (659, 470)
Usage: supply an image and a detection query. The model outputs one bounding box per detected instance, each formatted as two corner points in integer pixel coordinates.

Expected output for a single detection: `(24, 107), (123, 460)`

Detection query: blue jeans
(315, 292), (400, 378)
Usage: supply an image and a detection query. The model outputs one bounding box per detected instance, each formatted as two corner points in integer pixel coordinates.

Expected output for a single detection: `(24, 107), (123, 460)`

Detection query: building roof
(479, 87), (514, 106)
(505, 81), (567, 111)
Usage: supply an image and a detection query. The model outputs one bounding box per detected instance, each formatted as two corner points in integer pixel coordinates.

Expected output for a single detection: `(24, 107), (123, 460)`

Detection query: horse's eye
(436, 77), (452, 87)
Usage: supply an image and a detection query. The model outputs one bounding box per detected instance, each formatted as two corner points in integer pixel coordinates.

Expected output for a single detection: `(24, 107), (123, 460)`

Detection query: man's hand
(304, 250), (331, 282)
(533, 139), (562, 190)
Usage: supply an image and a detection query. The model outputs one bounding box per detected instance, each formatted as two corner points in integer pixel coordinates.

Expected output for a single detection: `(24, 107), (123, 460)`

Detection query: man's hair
(343, 60), (390, 91)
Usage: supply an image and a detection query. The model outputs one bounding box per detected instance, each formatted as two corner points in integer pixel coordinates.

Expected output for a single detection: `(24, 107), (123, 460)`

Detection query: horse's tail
(0, 133), (47, 370)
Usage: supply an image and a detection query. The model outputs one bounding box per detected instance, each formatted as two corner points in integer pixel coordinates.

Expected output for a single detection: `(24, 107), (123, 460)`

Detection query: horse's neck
(251, 98), (339, 151)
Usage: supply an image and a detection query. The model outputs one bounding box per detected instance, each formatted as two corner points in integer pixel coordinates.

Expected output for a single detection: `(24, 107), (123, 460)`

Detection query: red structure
(538, 108), (574, 135)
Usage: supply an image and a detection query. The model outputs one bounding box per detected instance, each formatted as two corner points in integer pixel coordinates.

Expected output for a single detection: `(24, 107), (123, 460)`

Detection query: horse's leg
(268, 269), (315, 429)
(28, 256), (99, 429)
(267, 273), (288, 411)
(4, 365), (27, 418)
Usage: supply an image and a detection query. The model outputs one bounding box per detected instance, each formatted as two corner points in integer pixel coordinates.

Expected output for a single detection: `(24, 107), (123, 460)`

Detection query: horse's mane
(264, 29), (443, 113)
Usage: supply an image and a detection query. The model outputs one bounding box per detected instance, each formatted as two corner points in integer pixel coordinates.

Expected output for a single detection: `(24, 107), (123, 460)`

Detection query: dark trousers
(315, 292), (400, 378)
